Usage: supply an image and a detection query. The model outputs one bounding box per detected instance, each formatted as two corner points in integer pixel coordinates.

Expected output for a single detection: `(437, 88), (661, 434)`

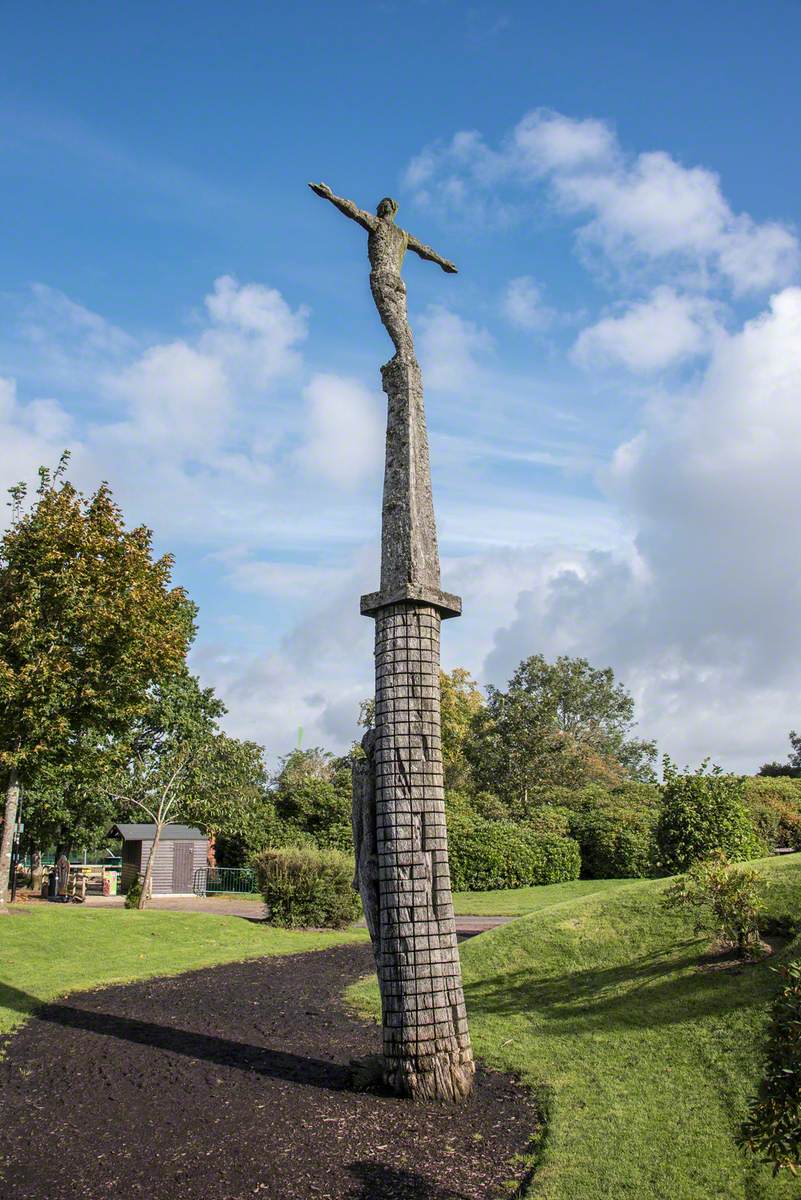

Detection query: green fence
(193, 867), (259, 896)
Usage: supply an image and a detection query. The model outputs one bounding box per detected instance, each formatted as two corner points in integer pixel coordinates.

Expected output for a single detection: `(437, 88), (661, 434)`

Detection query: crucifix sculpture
(310, 182), (475, 1103)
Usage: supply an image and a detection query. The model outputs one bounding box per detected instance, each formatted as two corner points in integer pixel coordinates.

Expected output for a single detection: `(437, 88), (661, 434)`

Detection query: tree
(440, 668), (484, 791)
(272, 747), (352, 847)
(0, 458), (192, 911)
(466, 654), (656, 815)
(759, 730), (801, 778)
(112, 669), (265, 908)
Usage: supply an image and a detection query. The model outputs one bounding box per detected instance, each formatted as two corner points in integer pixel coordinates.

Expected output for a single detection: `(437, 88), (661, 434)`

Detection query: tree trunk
(0, 769), (20, 912)
(31, 848), (43, 895)
(138, 822), (163, 910)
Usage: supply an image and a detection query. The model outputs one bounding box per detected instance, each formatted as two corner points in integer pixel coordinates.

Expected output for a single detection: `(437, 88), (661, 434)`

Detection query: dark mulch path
(0, 943), (537, 1200)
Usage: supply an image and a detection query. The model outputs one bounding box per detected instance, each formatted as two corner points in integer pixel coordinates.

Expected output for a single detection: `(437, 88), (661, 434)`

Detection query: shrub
(524, 805), (573, 839)
(663, 850), (766, 959)
(124, 876), (143, 909)
(536, 784), (660, 878)
(447, 815), (580, 892)
(657, 770), (765, 872)
(570, 803), (658, 879)
(744, 777), (801, 850)
(739, 960), (801, 1175)
(254, 847), (360, 928)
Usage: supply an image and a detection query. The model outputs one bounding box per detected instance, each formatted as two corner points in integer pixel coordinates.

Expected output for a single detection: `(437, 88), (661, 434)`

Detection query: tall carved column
(359, 358), (474, 1102)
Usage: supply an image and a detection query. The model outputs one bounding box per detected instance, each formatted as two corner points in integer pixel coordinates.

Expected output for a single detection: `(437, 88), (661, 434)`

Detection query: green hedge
(744, 777), (801, 850)
(657, 773), (766, 872)
(569, 803), (658, 879)
(447, 815), (580, 891)
(254, 846), (361, 928)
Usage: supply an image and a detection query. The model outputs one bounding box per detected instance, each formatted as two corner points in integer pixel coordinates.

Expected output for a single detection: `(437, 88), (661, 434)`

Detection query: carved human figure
(308, 183), (457, 361)
(351, 728), (380, 954)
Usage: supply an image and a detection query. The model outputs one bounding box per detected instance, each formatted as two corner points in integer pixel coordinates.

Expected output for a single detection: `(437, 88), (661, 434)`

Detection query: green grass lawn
(453, 876), (638, 916)
(351, 855), (801, 1200)
(0, 905), (365, 1038)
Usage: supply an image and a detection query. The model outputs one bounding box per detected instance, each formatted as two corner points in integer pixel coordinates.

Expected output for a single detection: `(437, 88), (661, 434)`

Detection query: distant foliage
(447, 815), (580, 892)
(466, 655), (657, 813)
(739, 960), (801, 1176)
(254, 847), (360, 928)
(663, 850), (766, 959)
(523, 805), (573, 839)
(657, 764), (765, 872)
(537, 783), (660, 878)
(744, 777), (801, 850)
(758, 730), (801, 779)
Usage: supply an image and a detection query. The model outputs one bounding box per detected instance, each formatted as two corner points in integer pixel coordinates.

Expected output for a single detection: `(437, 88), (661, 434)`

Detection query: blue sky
(3, 1), (801, 771)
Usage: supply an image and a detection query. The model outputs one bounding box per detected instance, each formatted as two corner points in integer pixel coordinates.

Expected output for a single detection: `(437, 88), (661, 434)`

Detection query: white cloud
(418, 305), (494, 390)
(405, 109), (799, 294)
(502, 276), (553, 331)
(0, 376), (76, 483)
(108, 341), (230, 455)
(485, 286), (801, 772)
(573, 287), (722, 371)
(296, 373), (384, 488)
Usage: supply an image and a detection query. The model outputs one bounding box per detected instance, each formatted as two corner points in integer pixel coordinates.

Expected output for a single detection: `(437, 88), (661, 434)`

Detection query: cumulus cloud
(296, 373), (384, 488)
(405, 109), (799, 294)
(418, 305), (494, 390)
(573, 287), (722, 371)
(502, 276), (553, 331)
(485, 287), (801, 771)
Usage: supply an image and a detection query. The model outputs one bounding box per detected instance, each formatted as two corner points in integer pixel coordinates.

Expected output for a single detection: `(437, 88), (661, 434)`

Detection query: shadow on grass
(0, 980), (358, 1093)
(347, 1161), (473, 1199)
(464, 941), (782, 1033)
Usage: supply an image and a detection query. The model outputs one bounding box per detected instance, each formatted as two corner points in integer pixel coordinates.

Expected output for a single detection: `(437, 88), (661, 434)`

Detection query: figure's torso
(368, 219), (408, 275)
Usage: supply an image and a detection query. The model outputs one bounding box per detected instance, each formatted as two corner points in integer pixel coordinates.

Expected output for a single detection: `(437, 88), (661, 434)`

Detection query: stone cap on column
(360, 583), (462, 619)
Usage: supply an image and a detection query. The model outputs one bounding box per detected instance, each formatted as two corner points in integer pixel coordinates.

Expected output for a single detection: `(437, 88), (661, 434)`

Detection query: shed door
(172, 842), (194, 893)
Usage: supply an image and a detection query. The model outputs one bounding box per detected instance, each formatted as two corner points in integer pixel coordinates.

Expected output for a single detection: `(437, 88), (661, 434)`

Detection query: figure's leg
(370, 274), (414, 361)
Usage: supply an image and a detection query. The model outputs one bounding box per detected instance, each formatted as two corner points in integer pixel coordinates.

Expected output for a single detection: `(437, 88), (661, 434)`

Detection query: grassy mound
(0, 906), (365, 1038)
(350, 855), (801, 1199)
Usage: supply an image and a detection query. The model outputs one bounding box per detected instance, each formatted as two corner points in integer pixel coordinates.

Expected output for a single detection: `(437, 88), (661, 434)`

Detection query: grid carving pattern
(373, 601), (472, 1079)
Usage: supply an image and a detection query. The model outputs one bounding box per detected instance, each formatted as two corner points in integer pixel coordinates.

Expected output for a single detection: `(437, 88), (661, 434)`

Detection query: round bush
(447, 815), (580, 892)
(569, 804), (658, 879)
(254, 846), (361, 928)
(657, 773), (765, 872)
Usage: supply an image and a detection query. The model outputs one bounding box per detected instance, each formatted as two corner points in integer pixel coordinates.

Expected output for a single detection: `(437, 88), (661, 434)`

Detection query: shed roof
(108, 823), (205, 842)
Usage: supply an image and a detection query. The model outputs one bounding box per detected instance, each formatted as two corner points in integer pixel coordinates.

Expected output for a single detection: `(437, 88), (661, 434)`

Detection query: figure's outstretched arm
(406, 233), (458, 273)
(308, 182), (377, 232)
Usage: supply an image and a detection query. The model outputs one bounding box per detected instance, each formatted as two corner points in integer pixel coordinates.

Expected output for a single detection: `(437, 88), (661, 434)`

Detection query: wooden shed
(109, 824), (208, 896)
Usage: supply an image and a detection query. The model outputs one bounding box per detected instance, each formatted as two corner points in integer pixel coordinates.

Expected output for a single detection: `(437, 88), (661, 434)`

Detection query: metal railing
(193, 866), (259, 897)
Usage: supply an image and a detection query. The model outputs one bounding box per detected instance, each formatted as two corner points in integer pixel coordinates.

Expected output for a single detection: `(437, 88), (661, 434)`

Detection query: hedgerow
(447, 815), (580, 891)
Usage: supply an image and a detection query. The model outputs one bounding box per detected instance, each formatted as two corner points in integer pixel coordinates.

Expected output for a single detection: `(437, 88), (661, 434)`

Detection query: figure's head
(376, 196), (398, 221)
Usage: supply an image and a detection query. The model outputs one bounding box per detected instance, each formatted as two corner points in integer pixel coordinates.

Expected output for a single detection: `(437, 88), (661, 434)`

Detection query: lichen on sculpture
(310, 182), (474, 1103)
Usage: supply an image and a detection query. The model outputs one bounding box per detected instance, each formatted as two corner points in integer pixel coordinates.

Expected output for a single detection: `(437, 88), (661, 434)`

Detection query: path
(0, 944), (536, 1200)
(82, 893), (513, 934)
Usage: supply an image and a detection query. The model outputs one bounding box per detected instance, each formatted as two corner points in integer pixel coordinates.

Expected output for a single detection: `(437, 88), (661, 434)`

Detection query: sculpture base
(384, 1049), (476, 1104)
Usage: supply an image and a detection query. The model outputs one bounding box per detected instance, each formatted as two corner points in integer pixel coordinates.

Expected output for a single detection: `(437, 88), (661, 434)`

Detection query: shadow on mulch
(0, 943), (538, 1200)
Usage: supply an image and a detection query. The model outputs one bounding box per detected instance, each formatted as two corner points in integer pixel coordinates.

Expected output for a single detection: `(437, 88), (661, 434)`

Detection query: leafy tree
(440, 668), (484, 790)
(759, 730), (801, 778)
(466, 655), (656, 814)
(0, 458), (192, 911)
(273, 747), (351, 845)
(111, 668), (265, 908)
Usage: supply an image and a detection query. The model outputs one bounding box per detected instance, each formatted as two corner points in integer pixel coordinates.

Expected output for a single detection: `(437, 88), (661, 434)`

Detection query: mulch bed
(0, 943), (538, 1200)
